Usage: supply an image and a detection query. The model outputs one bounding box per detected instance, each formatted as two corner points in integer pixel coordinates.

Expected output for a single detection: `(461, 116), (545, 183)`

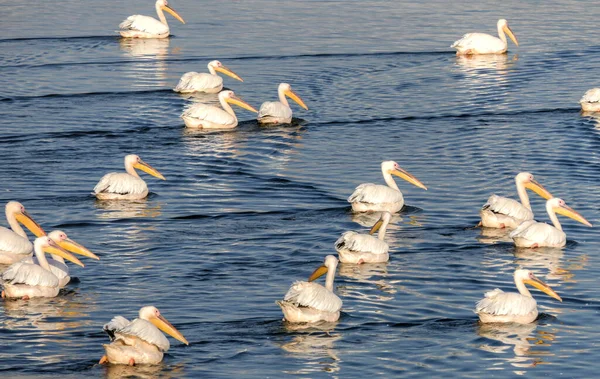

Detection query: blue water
(2, 0), (600, 377)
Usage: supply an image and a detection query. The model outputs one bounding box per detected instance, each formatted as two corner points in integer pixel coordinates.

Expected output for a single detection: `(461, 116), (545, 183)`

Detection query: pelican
(100, 306), (189, 365)
(1, 236), (83, 299)
(257, 83), (309, 124)
(579, 88), (600, 112)
(510, 198), (592, 248)
(0, 201), (45, 265)
(348, 161), (427, 213)
(24, 230), (98, 288)
(451, 19), (519, 55)
(277, 255), (342, 323)
(476, 269), (562, 324)
(94, 154), (166, 200)
(480, 172), (553, 229)
(335, 211), (391, 264)
(174, 61), (243, 94)
(119, 0), (185, 39)
(181, 90), (258, 129)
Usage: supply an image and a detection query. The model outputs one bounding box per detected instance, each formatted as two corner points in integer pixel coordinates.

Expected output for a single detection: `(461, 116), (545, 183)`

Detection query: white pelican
(1, 236), (83, 299)
(174, 61), (244, 94)
(0, 201), (46, 265)
(579, 88), (600, 112)
(335, 211), (391, 264)
(476, 269), (562, 324)
(100, 306), (189, 365)
(119, 0), (185, 39)
(25, 230), (98, 288)
(257, 83), (309, 124)
(348, 161), (427, 213)
(181, 90), (258, 129)
(277, 255), (342, 323)
(510, 198), (592, 248)
(480, 172), (553, 229)
(451, 19), (519, 55)
(94, 154), (166, 200)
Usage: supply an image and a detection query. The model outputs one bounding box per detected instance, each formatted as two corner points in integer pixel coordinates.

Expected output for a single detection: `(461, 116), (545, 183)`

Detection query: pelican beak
(555, 204), (592, 227)
(215, 65), (243, 82)
(503, 25), (519, 46)
(524, 275), (562, 302)
(369, 219), (383, 235)
(134, 160), (166, 180)
(162, 5), (185, 24)
(44, 239), (84, 267)
(308, 265), (328, 282)
(227, 95), (258, 113)
(524, 179), (553, 200)
(284, 89), (309, 110)
(58, 238), (99, 260)
(390, 168), (428, 190)
(15, 211), (45, 237)
(151, 314), (189, 345)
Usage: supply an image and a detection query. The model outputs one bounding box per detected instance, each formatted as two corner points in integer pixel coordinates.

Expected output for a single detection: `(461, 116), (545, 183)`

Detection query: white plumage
(282, 281), (342, 314)
(451, 19), (518, 55)
(181, 90), (258, 129)
(257, 83), (308, 124)
(105, 317), (170, 352)
(118, 0), (185, 39)
(580, 88), (600, 112)
(3, 261), (60, 288)
(94, 154), (165, 200)
(335, 211), (391, 264)
(0, 201), (45, 265)
(174, 61), (243, 94)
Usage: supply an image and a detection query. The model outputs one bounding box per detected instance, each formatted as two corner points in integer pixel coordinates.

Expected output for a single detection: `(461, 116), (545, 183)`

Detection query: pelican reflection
(455, 53), (517, 73)
(119, 38), (171, 88)
(279, 323), (341, 374)
(513, 246), (586, 282)
(94, 198), (163, 219)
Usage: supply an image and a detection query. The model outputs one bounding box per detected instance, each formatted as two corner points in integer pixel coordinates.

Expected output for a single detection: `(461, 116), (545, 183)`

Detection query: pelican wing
(476, 289), (537, 316)
(174, 72), (222, 92)
(103, 315), (131, 341)
(114, 318), (170, 352)
(335, 231), (389, 255)
(482, 194), (533, 221)
(0, 227), (33, 255)
(258, 101), (292, 119)
(284, 281), (342, 313)
(451, 33), (504, 53)
(119, 15), (169, 36)
(28, 256), (69, 280)
(93, 173), (147, 196)
(2, 262), (59, 287)
(509, 221), (566, 246)
(580, 88), (600, 104)
(181, 103), (235, 125)
(348, 183), (403, 204)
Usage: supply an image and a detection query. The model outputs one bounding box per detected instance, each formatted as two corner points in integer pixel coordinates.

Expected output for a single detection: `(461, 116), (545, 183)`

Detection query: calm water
(2, 0), (600, 377)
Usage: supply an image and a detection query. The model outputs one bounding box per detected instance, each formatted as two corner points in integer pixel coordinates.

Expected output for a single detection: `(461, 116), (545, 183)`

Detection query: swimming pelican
(451, 19), (519, 55)
(257, 83), (308, 124)
(174, 61), (243, 94)
(348, 161), (427, 213)
(510, 198), (592, 248)
(476, 269), (562, 324)
(480, 172), (553, 229)
(335, 211), (391, 264)
(119, 0), (185, 39)
(277, 255), (342, 323)
(24, 230), (98, 288)
(181, 90), (258, 129)
(100, 306), (189, 365)
(1, 236), (83, 299)
(579, 88), (600, 112)
(0, 201), (45, 265)
(94, 154), (166, 200)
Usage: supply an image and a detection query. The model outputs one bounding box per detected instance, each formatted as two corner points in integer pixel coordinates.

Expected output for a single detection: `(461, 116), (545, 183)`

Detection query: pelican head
(139, 306), (189, 345)
(125, 154), (166, 180)
(6, 201), (45, 237)
(279, 83), (308, 110)
(35, 236), (84, 267)
(498, 19), (518, 46)
(208, 60), (243, 82)
(515, 269), (562, 302)
(308, 255), (338, 282)
(219, 90), (258, 113)
(549, 198), (592, 227)
(515, 172), (552, 200)
(48, 230), (99, 260)
(369, 211), (392, 235)
(156, 0), (185, 24)
(381, 161), (428, 190)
